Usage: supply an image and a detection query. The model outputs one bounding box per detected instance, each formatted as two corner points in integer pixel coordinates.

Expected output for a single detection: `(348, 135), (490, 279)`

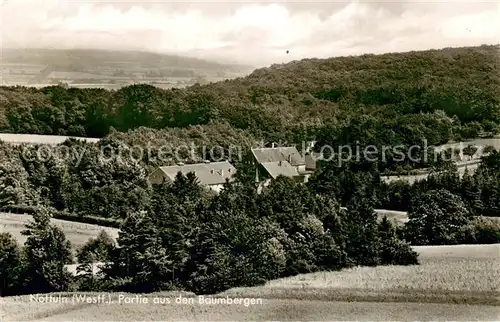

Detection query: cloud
(1, 0), (498, 66)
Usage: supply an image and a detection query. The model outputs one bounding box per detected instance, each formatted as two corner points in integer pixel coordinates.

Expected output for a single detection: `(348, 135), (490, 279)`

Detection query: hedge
(0, 205), (122, 228)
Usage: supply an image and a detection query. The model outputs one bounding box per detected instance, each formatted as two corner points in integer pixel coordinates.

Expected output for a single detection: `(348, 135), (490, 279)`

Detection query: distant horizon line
(2, 43), (498, 69)
(0, 46), (256, 68)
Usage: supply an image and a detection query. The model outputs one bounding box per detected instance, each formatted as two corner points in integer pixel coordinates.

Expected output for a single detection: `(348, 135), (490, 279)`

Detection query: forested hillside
(1, 45), (498, 144)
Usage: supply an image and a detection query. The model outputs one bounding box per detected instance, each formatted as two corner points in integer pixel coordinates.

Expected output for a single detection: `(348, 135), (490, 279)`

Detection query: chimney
(279, 160), (282, 166)
(210, 169), (214, 174)
(218, 169), (224, 176)
(271, 142), (275, 148)
(288, 155), (292, 163)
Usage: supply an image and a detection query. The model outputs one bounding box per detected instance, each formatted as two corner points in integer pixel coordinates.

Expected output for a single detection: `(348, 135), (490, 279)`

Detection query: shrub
(459, 217), (500, 244)
(378, 217), (419, 265)
(0, 233), (23, 296)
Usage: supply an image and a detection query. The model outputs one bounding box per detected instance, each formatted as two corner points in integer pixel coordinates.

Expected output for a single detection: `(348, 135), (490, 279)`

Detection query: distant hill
(1, 48), (252, 72)
(0, 48), (254, 87)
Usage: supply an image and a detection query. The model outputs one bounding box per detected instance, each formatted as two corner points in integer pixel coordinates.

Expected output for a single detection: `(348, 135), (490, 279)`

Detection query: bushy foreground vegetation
(1, 171), (419, 296)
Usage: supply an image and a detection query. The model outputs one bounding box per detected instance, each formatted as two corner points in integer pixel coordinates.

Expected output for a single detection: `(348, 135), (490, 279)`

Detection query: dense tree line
(308, 151), (500, 245)
(375, 152), (500, 218)
(0, 208), (73, 296)
(2, 131), (500, 224)
(0, 122), (259, 219)
(1, 45), (498, 143)
(1, 147), (499, 297)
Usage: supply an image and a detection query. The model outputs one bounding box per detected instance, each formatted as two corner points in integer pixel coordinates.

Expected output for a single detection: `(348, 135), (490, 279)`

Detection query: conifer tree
(21, 207), (73, 294)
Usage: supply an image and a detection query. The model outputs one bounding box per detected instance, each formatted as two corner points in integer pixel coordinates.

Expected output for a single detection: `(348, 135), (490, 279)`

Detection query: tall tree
(343, 194), (381, 266)
(405, 189), (471, 245)
(21, 207), (73, 294)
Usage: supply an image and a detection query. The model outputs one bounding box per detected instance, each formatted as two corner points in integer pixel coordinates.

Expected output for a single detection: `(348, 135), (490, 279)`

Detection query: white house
(250, 146), (316, 189)
(148, 161), (236, 193)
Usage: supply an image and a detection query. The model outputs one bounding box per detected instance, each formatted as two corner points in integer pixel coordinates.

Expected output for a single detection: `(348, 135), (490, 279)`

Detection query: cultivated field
(374, 209), (409, 224)
(0, 212), (119, 250)
(380, 160), (481, 184)
(0, 133), (100, 145)
(223, 244), (500, 304)
(374, 209), (500, 225)
(2, 244), (499, 321)
(380, 137), (500, 185)
(4, 298), (497, 321)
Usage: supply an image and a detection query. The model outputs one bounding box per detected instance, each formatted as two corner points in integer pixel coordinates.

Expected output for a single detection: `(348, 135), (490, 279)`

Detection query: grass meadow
(222, 244), (500, 305)
(0, 213), (119, 251)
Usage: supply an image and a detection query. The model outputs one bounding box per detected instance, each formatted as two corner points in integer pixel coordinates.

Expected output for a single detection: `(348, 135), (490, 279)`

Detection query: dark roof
(260, 161), (300, 179)
(251, 147), (305, 166)
(157, 161), (236, 186)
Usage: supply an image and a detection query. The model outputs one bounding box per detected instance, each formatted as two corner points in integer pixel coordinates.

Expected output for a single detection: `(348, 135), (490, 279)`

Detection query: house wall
(256, 179), (272, 194)
(208, 184), (225, 194)
(255, 164), (272, 182)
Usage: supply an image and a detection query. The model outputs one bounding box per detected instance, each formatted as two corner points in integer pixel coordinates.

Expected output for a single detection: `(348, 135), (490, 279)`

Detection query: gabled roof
(251, 146), (305, 166)
(260, 161), (300, 179)
(157, 161), (236, 186)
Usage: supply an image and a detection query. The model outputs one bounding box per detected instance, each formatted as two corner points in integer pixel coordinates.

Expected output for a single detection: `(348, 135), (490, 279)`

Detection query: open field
(380, 160), (481, 184)
(1, 244), (499, 321)
(4, 298), (497, 321)
(0, 213), (119, 250)
(380, 137), (500, 185)
(0, 133), (100, 145)
(374, 209), (409, 224)
(222, 244), (500, 305)
(376, 209), (499, 226)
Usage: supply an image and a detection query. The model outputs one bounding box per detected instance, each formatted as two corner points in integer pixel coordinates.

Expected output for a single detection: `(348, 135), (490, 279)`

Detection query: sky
(1, 0), (499, 66)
